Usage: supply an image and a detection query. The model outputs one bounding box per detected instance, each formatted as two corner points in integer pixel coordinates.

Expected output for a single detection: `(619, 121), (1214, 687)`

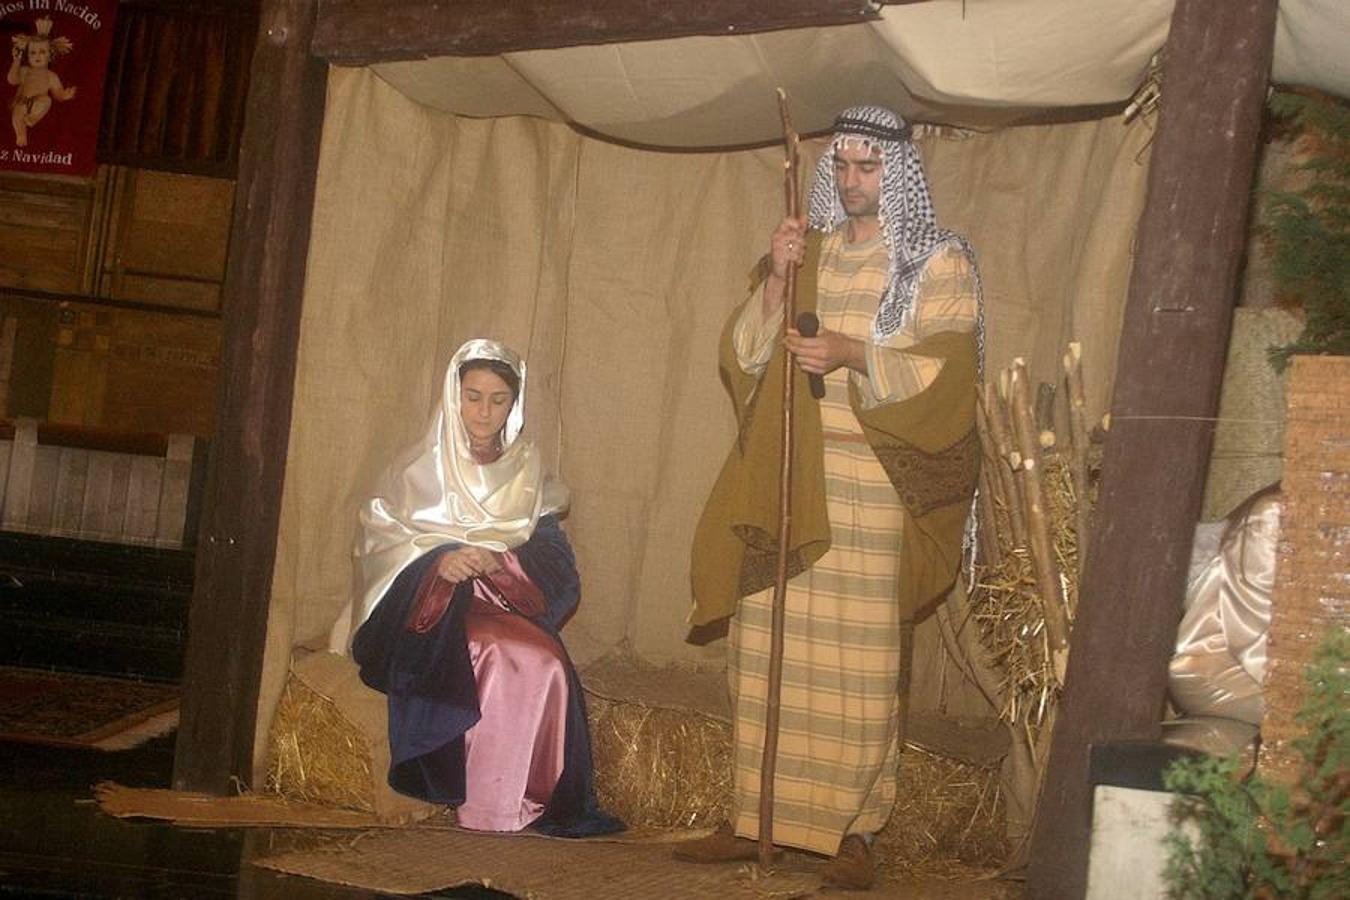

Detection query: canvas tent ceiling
(369, 0), (1350, 147)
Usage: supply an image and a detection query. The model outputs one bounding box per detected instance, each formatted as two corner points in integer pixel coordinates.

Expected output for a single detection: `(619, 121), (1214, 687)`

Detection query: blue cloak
(352, 515), (622, 837)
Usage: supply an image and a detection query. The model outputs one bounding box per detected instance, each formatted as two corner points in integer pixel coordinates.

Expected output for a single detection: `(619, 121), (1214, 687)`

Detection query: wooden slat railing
(0, 418), (205, 548)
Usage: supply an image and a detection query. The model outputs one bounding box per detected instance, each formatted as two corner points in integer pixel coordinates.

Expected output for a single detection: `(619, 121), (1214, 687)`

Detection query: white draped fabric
(1169, 490), (1281, 726)
(371, 1), (1349, 148)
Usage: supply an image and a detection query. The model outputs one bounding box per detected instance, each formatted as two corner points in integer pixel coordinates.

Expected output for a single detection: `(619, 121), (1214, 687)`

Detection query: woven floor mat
(254, 827), (838, 899)
(96, 783), (1013, 897)
(253, 827), (1020, 898)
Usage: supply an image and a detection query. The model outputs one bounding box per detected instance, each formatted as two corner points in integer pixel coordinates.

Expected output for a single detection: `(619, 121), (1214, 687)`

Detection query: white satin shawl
(335, 339), (568, 650)
(1168, 491), (1280, 725)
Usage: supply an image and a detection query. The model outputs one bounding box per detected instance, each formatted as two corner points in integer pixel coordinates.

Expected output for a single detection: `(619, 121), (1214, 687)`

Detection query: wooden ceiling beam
(312, 0), (885, 65)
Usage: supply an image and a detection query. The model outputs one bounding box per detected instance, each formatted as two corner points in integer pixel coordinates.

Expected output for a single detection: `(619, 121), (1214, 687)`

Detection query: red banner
(1, 1), (117, 177)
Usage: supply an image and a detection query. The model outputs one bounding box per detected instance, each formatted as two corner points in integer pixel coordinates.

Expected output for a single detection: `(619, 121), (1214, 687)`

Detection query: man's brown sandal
(672, 822), (763, 863)
(821, 833), (875, 890)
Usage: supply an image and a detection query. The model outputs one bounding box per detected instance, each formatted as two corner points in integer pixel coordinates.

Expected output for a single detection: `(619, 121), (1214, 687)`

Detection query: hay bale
(874, 744), (1008, 876)
(265, 652), (1007, 872)
(264, 675), (376, 814)
(262, 652), (439, 823)
(587, 693), (733, 830)
(588, 686), (1006, 872)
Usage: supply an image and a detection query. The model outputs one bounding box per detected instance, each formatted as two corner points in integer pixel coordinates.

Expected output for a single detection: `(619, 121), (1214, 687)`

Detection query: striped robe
(728, 230), (978, 854)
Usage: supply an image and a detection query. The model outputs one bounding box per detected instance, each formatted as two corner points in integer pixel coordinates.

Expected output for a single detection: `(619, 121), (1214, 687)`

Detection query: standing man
(676, 106), (983, 889)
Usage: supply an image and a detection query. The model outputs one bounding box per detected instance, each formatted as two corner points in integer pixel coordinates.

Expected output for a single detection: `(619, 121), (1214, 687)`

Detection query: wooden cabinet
(0, 165), (234, 311)
(0, 173), (97, 295)
(0, 166), (231, 435)
(94, 166), (234, 313)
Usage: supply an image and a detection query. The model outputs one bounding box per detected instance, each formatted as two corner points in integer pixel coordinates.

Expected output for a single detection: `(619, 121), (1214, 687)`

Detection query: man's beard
(842, 194), (879, 218)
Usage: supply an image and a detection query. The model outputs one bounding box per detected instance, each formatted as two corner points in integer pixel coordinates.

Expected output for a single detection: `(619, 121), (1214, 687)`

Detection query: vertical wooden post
(1026, 1), (1278, 896)
(173, 0), (328, 792)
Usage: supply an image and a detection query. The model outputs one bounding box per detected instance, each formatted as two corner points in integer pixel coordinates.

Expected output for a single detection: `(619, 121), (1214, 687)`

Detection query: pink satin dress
(454, 551), (569, 831)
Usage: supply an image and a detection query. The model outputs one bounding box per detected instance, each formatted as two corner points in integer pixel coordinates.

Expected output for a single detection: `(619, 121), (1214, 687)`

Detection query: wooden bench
(0, 420), (206, 678)
(0, 419), (205, 549)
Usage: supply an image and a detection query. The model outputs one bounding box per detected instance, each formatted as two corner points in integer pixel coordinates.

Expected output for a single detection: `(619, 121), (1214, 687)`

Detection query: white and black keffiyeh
(807, 105), (980, 345)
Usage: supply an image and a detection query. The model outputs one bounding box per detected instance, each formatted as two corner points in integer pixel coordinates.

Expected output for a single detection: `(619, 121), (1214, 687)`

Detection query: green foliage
(1263, 92), (1350, 369)
(1163, 630), (1349, 899)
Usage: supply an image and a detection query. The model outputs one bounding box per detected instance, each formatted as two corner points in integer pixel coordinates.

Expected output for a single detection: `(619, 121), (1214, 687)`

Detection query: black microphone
(795, 312), (826, 400)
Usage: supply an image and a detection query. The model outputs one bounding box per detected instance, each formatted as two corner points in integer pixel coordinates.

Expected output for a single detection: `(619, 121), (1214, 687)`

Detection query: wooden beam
(312, 0), (882, 65)
(1025, 1), (1278, 897)
(172, 0), (328, 793)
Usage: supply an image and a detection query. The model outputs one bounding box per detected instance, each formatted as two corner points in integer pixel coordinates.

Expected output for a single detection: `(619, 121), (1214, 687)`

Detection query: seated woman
(346, 338), (621, 837)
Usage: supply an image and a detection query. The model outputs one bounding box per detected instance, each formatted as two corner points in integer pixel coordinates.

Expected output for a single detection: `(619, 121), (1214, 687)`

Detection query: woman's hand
(435, 547), (501, 585)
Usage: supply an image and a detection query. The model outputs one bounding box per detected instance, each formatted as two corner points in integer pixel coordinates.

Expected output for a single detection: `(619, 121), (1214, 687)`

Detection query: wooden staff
(1007, 360), (1070, 683)
(980, 382), (1028, 549)
(1061, 342), (1091, 580)
(975, 467), (1003, 569)
(758, 88), (800, 870)
(973, 392), (1009, 568)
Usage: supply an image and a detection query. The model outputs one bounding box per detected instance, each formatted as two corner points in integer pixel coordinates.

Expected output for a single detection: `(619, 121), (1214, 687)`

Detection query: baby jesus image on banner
(1, 3), (117, 176)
